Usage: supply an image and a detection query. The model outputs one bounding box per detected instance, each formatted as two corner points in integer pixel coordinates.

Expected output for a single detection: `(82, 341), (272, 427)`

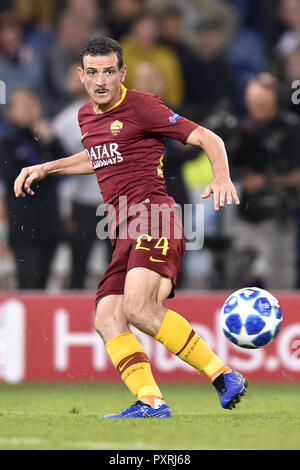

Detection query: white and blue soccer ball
(220, 287), (283, 349)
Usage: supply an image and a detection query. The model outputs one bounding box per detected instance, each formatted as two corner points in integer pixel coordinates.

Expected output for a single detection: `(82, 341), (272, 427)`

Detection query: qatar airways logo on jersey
(85, 143), (123, 169)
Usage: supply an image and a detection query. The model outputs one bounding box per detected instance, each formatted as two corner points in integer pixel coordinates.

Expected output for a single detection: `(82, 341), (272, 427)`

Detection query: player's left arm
(186, 125), (240, 211)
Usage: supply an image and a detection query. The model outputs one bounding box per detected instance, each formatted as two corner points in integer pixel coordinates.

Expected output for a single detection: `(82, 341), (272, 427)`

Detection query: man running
(14, 37), (247, 418)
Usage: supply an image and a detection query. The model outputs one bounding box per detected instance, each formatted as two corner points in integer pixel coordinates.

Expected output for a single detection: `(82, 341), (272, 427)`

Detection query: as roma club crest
(110, 120), (123, 135)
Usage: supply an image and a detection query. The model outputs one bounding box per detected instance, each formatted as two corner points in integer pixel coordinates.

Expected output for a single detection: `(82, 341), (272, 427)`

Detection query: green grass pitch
(0, 382), (299, 450)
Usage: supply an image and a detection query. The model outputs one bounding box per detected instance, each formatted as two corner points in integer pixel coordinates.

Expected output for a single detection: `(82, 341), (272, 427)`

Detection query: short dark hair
(80, 37), (123, 69)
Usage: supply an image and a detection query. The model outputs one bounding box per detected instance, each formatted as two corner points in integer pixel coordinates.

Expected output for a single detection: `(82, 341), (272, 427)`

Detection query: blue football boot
(102, 400), (171, 418)
(213, 370), (248, 410)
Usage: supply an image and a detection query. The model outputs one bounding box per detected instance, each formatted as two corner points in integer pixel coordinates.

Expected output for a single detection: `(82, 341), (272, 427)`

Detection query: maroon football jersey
(78, 85), (198, 236)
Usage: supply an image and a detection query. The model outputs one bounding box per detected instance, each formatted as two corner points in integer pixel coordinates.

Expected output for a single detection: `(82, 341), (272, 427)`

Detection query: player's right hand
(14, 164), (48, 198)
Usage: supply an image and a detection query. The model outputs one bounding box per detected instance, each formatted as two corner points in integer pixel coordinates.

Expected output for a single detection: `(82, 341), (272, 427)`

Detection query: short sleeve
(134, 93), (199, 144)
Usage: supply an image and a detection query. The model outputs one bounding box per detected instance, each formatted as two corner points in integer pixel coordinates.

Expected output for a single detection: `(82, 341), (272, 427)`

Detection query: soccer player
(14, 37), (248, 418)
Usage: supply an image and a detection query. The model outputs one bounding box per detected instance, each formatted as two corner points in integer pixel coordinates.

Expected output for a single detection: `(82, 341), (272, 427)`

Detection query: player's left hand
(201, 178), (240, 211)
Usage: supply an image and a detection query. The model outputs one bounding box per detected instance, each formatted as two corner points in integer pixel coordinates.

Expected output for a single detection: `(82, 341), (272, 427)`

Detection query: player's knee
(123, 294), (162, 332)
(123, 294), (148, 326)
(94, 298), (128, 342)
(94, 307), (111, 338)
(94, 304), (122, 342)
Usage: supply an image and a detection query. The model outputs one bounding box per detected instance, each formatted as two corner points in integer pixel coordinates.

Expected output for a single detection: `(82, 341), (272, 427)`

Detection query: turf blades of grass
(0, 382), (299, 450)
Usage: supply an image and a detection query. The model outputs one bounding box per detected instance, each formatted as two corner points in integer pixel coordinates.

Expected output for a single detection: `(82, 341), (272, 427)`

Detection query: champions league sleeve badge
(168, 112), (182, 124)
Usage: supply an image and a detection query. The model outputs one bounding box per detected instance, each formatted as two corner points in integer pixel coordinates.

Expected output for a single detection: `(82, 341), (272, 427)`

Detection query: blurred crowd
(0, 0), (300, 292)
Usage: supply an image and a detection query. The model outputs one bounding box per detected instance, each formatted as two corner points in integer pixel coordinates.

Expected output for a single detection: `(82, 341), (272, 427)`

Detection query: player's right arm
(14, 150), (94, 198)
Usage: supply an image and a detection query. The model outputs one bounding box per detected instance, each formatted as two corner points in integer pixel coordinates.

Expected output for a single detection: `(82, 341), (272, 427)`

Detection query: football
(220, 287), (283, 349)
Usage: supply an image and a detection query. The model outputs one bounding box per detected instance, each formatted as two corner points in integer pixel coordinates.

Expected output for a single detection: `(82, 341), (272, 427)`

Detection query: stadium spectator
(13, 0), (55, 53)
(158, 6), (203, 116)
(121, 11), (184, 108)
(225, 0), (268, 115)
(0, 87), (64, 289)
(267, 2), (300, 114)
(150, 0), (239, 45)
(276, 0), (300, 55)
(158, 5), (186, 48)
(14, 0), (54, 26)
(195, 0), (240, 43)
(228, 73), (300, 289)
(277, 46), (300, 115)
(185, 18), (235, 121)
(44, 10), (92, 115)
(52, 62), (113, 289)
(225, 0), (270, 41)
(104, 0), (142, 41)
(0, 10), (45, 102)
(64, 0), (109, 37)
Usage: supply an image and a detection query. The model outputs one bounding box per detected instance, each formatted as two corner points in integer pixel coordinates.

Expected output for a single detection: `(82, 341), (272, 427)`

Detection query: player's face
(78, 53), (127, 112)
